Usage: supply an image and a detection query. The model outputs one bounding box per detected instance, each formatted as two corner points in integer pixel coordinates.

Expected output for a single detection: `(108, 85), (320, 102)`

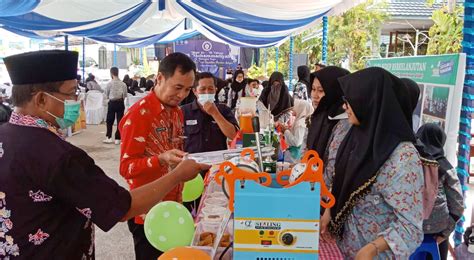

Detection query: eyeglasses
(54, 91), (79, 101)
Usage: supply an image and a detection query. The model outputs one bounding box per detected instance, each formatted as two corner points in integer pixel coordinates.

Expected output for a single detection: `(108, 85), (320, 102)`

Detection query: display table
(191, 160), (343, 260)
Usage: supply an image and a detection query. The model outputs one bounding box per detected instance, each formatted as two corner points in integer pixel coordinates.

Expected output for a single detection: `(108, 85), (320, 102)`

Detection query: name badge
(186, 120), (198, 126)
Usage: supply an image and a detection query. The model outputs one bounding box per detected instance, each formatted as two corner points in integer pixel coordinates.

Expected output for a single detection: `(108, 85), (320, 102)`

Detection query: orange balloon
(158, 247), (211, 260)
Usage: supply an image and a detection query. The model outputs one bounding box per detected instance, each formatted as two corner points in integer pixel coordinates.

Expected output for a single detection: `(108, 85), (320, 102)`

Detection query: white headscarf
(291, 99), (314, 130)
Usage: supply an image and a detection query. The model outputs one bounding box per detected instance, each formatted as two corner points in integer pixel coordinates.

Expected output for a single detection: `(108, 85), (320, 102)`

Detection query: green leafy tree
(326, 0), (388, 70)
(258, 0), (387, 75)
(426, 4), (463, 55)
(247, 64), (265, 79)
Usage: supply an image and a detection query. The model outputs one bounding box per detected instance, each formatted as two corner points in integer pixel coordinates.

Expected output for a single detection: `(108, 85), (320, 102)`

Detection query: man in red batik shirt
(119, 53), (196, 259)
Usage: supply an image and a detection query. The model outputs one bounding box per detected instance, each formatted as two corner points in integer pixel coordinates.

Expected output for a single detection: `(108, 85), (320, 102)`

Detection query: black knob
(281, 233), (294, 245)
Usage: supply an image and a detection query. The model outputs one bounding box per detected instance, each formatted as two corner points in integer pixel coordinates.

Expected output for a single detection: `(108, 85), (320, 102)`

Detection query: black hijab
(231, 70), (246, 92)
(259, 71), (293, 119)
(397, 78), (436, 159)
(329, 67), (416, 238)
(401, 78), (420, 112)
(390, 78), (415, 130)
(123, 74), (131, 87)
(230, 69), (247, 108)
(297, 65), (310, 86)
(139, 77), (147, 89)
(416, 123), (452, 172)
(306, 66), (350, 159)
(145, 79), (154, 91)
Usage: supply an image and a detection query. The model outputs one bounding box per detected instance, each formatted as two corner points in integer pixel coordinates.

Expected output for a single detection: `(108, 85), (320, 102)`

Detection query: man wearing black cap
(0, 50), (209, 258)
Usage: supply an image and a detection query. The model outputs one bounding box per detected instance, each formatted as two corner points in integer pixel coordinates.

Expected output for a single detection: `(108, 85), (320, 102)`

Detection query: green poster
(367, 54), (466, 168)
(367, 54), (461, 85)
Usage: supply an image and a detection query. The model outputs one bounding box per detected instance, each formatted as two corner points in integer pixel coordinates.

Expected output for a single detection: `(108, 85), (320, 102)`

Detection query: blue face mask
(197, 93), (215, 105)
(45, 93), (81, 129)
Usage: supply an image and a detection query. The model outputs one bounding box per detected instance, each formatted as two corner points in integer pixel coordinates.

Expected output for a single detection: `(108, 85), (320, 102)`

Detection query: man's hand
(158, 149), (186, 166)
(172, 159), (211, 182)
(355, 244), (377, 260)
(202, 102), (220, 117)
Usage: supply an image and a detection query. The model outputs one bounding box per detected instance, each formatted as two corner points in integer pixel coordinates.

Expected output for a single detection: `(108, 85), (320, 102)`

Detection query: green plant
(247, 64), (265, 79)
(427, 5), (463, 55)
(326, 0), (388, 70)
(258, 0), (387, 73)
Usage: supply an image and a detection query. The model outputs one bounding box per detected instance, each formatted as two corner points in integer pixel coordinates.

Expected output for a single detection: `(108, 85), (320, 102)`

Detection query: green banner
(367, 54), (461, 85)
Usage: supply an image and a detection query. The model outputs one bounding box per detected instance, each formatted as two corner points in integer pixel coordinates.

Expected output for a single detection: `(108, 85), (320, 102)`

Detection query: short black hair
(248, 78), (259, 85)
(315, 63), (326, 68)
(197, 72), (216, 86)
(159, 52), (196, 79)
(110, 67), (119, 77)
(12, 81), (64, 107)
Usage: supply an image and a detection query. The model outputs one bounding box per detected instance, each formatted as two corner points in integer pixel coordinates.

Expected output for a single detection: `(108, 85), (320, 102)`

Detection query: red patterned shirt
(119, 92), (184, 224)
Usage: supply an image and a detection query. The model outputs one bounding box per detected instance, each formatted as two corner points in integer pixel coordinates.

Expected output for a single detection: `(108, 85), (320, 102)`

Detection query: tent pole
(288, 36), (295, 91)
(82, 37), (86, 86)
(275, 47), (279, 72)
(322, 16), (328, 64)
(455, 0), (473, 246)
(64, 35), (69, 51)
(113, 44), (117, 67)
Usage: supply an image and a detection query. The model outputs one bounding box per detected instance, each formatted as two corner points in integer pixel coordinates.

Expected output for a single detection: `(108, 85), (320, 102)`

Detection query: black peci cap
(4, 50), (78, 85)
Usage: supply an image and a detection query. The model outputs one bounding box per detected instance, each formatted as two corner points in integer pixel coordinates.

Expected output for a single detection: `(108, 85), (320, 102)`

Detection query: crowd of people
(0, 49), (469, 260)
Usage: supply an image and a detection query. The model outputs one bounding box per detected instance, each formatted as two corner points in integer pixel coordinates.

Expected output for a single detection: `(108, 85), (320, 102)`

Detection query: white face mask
(197, 93), (215, 105)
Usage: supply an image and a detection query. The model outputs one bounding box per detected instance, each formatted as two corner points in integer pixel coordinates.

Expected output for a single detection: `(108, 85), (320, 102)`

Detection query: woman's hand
(320, 209), (334, 242)
(355, 244), (377, 260)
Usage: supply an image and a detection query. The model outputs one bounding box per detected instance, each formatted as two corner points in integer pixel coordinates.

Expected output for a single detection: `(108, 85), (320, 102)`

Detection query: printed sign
(175, 40), (239, 76)
(367, 54), (466, 166)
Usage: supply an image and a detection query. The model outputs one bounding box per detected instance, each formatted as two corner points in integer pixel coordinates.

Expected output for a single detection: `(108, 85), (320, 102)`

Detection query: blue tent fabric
(70, 2), (152, 37)
(176, 0), (329, 31)
(0, 0), (40, 17)
(0, 0), (364, 46)
(0, 25), (59, 39)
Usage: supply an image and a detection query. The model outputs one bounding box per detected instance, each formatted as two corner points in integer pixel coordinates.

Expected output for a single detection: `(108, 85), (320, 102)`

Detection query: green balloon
(182, 174), (204, 202)
(144, 201), (195, 252)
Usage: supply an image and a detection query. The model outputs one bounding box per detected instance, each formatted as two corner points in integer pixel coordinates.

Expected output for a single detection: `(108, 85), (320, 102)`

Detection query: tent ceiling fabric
(0, 0), (365, 47)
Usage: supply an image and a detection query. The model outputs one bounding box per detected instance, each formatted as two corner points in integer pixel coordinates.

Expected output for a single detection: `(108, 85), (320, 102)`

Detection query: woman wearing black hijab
(227, 69), (247, 110)
(139, 77), (147, 90)
(259, 71), (293, 120)
(293, 65), (311, 101)
(401, 78), (422, 131)
(145, 79), (154, 92)
(321, 67), (424, 259)
(416, 123), (464, 260)
(123, 74), (132, 87)
(306, 67), (350, 165)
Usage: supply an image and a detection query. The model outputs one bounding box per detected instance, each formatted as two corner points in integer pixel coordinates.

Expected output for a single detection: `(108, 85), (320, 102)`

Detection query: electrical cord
(219, 241), (233, 260)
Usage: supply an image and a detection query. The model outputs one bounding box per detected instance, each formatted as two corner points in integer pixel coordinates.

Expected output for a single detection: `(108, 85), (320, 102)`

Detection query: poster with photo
(367, 54), (466, 166)
(421, 85), (450, 130)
